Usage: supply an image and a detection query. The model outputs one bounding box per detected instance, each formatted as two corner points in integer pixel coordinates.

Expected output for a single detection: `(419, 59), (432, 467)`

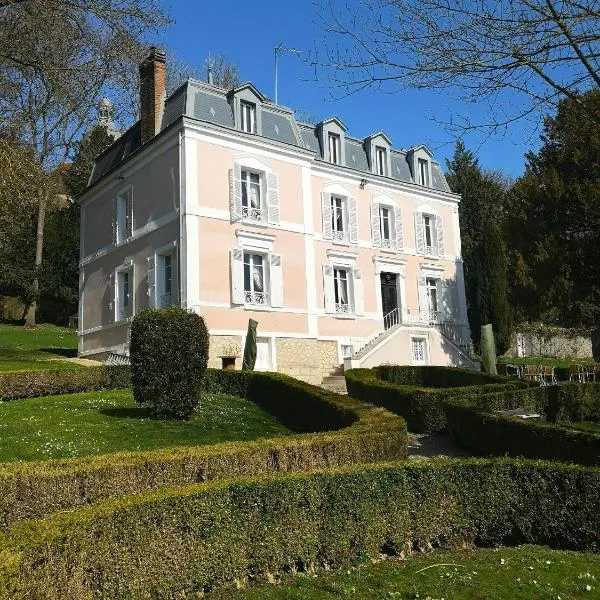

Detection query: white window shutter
(348, 196), (358, 244)
(230, 248), (244, 304)
(266, 171), (280, 225)
(112, 198), (117, 245)
(442, 280), (454, 322)
(393, 206), (404, 251)
(415, 212), (425, 254)
(269, 253), (283, 307)
(370, 202), (381, 247)
(229, 164), (242, 222)
(435, 214), (445, 256)
(417, 276), (428, 321)
(147, 256), (155, 309)
(321, 192), (332, 240)
(323, 264), (335, 313)
(352, 268), (364, 316)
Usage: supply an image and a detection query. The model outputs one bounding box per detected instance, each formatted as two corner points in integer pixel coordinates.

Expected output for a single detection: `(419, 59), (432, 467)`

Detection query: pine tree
(446, 142), (513, 354)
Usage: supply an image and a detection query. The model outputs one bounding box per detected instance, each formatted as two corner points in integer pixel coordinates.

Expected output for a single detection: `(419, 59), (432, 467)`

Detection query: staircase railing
(383, 307), (401, 330)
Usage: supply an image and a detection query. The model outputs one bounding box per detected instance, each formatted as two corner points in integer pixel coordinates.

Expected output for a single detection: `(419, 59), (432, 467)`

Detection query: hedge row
(444, 382), (600, 465)
(0, 459), (598, 598)
(0, 370), (407, 528)
(0, 365), (130, 401)
(345, 367), (530, 433)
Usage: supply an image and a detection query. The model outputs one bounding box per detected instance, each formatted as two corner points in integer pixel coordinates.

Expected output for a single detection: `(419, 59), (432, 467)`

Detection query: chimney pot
(139, 47), (167, 144)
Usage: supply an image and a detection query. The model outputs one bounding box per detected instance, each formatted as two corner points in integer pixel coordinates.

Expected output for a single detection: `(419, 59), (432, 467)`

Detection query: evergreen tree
(446, 141), (513, 354)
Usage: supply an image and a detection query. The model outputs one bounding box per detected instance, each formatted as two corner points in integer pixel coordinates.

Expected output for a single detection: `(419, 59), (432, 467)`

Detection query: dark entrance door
(380, 272), (398, 326)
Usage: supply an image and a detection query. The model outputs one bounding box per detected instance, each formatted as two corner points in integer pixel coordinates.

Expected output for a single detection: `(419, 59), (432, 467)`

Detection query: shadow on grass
(100, 407), (152, 420)
(39, 347), (77, 358)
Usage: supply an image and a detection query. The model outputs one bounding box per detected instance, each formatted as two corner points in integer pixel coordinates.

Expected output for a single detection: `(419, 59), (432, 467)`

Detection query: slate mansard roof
(90, 78), (451, 193)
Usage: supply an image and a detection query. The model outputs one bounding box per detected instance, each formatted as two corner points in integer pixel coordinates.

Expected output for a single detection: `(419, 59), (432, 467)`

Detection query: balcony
(118, 304), (132, 321)
(335, 302), (351, 314)
(242, 206), (266, 223)
(245, 290), (269, 306)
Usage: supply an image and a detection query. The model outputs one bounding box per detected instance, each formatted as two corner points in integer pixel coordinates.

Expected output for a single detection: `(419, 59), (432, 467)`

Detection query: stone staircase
(320, 375), (348, 394)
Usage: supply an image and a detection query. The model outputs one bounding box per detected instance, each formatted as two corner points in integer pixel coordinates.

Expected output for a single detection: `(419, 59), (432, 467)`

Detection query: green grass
(0, 389), (291, 461)
(222, 545), (599, 599)
(498, 356), (589, 368)
(565, 421), (600, 434)
(0, 323), (80, 372)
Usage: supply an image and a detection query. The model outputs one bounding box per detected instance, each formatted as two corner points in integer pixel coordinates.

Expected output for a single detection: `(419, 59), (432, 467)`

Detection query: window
(375, 146), (387, 176)
(328, 132), (341, 164)
(240, 101), (256, 133)
(411, 337), (428, 365)
(418, 158), (429, 186)
(333, 267), (349, 313)
(117, 269), (133, 320)
(116, 189), (132, 244)
(423, 214), (434, 253)
(244, 252), (267, 305)
(331, 195), (347, 241)
(241, 170), (263, 221)
(341, 344), (354, 359)
(426, 277), (439, 321)
(157, 253), (174, 308)
(379, 205), (392, 248)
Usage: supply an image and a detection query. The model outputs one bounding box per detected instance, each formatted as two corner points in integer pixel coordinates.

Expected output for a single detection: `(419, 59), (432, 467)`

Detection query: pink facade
(79, 73), (472, 380)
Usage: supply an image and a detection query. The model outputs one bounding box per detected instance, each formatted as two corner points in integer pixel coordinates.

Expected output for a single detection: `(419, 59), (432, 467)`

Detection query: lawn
(0, 322), (80, 371)
(498, 355), (589, 368)
(222, 545), (599, 599)
(565, 421), (600, 434)
(0, 389), (291, 461)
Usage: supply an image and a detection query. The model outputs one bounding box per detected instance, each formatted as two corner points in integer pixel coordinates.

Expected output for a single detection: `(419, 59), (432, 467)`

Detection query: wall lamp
(359, 178), (369, 189)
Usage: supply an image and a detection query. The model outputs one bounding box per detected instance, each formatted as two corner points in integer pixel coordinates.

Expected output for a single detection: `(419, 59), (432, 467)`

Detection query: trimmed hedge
(0, 370), (407, 528)
(444, 382), (600, 465)
(0, 364), (130, 401)
(131, 307), (209, 419)
(0, 459), (598, 598)
(345, 366), (530, 433)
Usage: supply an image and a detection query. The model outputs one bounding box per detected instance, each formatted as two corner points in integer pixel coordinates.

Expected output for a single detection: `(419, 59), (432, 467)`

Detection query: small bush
(0, 459), (598, 598)
(130, 307), (209, 419)
(0, 365), (130, 401)
(345, 366), (530, 433)
(444, 382), (600, 465)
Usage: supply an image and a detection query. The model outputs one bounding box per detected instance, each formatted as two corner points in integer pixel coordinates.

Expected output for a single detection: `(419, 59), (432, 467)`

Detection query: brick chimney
(139, 47), (166, 144)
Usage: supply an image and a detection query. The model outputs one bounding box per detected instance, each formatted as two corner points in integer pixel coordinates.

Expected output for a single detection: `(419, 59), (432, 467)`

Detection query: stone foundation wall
(208, 335), (243, 370)
(510, 328), (593, 360)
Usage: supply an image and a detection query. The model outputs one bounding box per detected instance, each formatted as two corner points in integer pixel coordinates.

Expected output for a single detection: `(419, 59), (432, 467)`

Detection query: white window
(115, 189), (132, 244)
(331, 195), (347, 241)
(411, 337), (428, 365)
(240, 101), (256, 133)
(244, 252), (268, 305)
(418, 158), (429, 186)
(328, 132), (341, 164)
(116, 268), (133, 321)
(156, 252), (175, 308)
(333, 267), (350, 314)
(341, 344), (354, 358)
(426, 277), (439, 321)
(423, 214), (434, 254)
(241, 170), (264, 221)
(379, 205), (392, 248)
(375, 146), (387, 176)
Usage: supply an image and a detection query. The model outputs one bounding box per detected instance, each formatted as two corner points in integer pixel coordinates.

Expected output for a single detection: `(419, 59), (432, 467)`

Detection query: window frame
(418, 158), (429, 186)
(426, 277), (439, 321)
(330, 195), (348, 241)
(243, 251), (269, 306)
(240, 100), (256, 134)
(333, 266), (350, 314)
(423, 214), (434, 253)
(378, 204), (393, 248)
(115, 187), (133, 245)
(375, 146), (387, 176)
(411, 336), (428, 365)
(115, 265), (134, 322)
(240, 169), (265, 222)
(328, 132), (341, 164)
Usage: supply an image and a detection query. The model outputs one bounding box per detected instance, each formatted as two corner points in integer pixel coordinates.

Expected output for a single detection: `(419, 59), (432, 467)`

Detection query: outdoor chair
(505, 363), (522, 378)
(568, 364), (587, 383)
(523, 364), (541, 382)
(541, 365), (557, 386)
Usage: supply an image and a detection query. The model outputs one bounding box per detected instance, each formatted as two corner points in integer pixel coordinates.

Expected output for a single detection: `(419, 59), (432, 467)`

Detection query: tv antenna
(274, 43), (301, 105)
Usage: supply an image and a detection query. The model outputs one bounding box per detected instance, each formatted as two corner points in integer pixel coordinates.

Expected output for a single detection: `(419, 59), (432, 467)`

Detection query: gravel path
(408, 432), (470, 459)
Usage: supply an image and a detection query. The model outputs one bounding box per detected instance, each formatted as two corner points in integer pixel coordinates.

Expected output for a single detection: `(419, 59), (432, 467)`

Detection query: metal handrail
(383, 307), (401, 330)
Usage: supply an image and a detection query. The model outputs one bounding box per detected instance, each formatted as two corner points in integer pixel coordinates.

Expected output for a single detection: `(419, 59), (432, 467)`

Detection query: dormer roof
(227, 82), (267, 103)
(365, 130), (392, 145)
(408, 144), (433, 157)
(319, 116), (348, 132)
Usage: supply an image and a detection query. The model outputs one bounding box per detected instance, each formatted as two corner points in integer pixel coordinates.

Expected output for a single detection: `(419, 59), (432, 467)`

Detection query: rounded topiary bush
(130, 307), (209, 419)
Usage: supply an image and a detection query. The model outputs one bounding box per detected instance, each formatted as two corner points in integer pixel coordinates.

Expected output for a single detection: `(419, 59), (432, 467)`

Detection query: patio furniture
(505, 363), (523, 378)
(585, 364), (600, 382)
(541, 365), (557, 386)
(523, 364), (541, 382)
(568, 364), (587, 383)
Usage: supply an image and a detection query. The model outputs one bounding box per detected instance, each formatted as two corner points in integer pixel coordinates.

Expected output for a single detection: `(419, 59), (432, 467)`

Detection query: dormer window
(376, 146), (387, 176)
(241, 101), (256, 133)
(418, 158), (429, 186)
(328, 132), (341, 164)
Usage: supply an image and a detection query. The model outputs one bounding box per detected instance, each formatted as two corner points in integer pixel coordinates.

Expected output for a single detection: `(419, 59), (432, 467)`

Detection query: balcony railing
(242, 206), (266, 222)
(381, 238), (393, 249)
(332, 230), (347, 242)
(245, 290), (269, 305)
(158, 293), (173, 308)
(118, 304), (132, 321)
(335, 302), (350, 314)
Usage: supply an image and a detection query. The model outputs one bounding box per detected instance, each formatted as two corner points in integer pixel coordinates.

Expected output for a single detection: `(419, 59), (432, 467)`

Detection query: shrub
(130, 307), (209, 419)
(346, 366), (530, 433)
(0, 365), (130, 401)
(0, 459), (598, 598)
(444, 382), (600, 465)
(0, 370), (407, 528)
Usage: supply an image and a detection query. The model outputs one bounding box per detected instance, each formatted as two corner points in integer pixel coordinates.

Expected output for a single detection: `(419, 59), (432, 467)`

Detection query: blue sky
(159, 0), (542, 177)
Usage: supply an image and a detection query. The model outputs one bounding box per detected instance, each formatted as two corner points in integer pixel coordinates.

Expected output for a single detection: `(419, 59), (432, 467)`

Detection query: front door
(380, 273), (398, 328)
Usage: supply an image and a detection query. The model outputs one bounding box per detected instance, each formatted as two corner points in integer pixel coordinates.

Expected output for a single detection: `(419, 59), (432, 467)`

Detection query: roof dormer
(316, 116), (348, 166)
(227, 83), (266, 135)
(364, 131), (392, 177)
(407, 145), (434, 187)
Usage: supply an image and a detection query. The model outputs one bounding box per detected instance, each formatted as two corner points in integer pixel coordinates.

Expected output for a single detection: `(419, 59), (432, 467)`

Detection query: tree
(317, 0), (600, 134)
(205, 54), (241, 89)
(504, 90), (600, 326)
(0, 0), (170, 326)
(446, 142), (513, 354)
